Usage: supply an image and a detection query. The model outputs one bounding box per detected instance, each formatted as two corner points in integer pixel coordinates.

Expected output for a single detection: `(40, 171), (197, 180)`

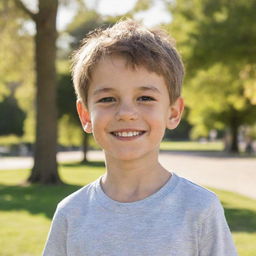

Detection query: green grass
(210, 189), (256, 256)
(160, 140), (224, 151)
(0, 135), (22, 146)
(0, 162), (255, 255)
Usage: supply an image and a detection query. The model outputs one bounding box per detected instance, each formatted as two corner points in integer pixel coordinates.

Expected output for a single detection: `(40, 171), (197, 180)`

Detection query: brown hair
(72, 19), (184, 106)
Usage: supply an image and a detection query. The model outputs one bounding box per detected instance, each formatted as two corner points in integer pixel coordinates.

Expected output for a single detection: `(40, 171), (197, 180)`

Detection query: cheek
(146, 113), (167, 137)
(89, 112), (106, 146)
(147, 106), (169, 125)
(90, 109), (110, 131)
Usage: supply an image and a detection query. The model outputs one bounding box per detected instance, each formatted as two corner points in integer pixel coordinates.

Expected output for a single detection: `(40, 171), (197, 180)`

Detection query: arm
(42, 205), (67, 256)
(198, 198), (237, 256)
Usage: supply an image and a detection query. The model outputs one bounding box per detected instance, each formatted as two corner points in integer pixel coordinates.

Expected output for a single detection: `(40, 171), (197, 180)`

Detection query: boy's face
(77, 55), (184, 162)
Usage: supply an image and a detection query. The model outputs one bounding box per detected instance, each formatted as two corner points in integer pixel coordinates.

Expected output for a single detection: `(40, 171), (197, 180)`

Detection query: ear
(76, 100), (92, 133)
(166, 97), (184, 130)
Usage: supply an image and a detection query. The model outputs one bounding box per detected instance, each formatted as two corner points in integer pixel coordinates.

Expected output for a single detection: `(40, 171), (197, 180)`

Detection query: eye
(137, 96), (156, 101)
(97, 97), (116, 103)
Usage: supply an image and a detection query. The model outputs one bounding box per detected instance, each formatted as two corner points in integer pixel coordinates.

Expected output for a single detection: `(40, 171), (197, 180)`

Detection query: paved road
(0, 150), (255, 200)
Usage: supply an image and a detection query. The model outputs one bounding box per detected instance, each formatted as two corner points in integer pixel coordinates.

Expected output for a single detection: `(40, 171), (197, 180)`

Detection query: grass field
(0, 161), (255, 255)
(160, 140), (224, 151)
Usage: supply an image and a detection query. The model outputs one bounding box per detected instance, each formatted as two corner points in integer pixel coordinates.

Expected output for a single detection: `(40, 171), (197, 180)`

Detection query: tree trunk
(229, 113), (240, 153)
(230, 124), (239, 153)
(28, 0), (61, 184)
(223, 129), (231, 152)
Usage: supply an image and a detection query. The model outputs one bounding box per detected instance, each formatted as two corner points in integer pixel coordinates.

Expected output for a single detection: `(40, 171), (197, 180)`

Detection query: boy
(43, 20), (237, 255)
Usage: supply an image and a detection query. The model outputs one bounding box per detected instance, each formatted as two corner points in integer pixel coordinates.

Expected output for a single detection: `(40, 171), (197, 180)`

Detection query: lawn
(0, 162), (255, 256)
(160, 140), (224, 151)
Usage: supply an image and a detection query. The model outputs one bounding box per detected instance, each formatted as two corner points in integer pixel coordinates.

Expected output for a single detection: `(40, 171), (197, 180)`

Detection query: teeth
(114, 131), (143, 137)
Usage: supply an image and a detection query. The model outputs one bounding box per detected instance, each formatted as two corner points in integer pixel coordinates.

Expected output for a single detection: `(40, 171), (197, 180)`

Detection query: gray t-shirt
(43, 173), (237, 256)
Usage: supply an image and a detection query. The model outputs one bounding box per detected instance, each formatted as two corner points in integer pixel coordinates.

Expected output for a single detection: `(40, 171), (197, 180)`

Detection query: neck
(101, 153), (171, 202)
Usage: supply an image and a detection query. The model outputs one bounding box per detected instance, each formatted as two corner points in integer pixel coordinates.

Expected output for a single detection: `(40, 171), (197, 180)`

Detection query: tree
(185, 64), (256, 152)
(0, 1), (35, 146)
(0, 1), (34, 99)
(168, 0), (256, 152)
(0, 96), (26, 136)
(14, 0), (61, 184)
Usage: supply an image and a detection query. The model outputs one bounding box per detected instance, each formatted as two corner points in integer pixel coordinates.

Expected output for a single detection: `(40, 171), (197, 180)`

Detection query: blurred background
(0, 0), (255, 255)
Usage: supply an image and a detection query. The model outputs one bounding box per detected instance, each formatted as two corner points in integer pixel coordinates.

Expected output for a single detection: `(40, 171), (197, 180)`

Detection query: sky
(87, 0), (138, 16)
(21, 0), (171, 49)
(21, 0), (171, 31)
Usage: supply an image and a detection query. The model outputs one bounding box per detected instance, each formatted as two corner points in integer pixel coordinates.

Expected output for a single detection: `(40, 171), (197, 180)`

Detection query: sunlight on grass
(0, 211), (49, 256)
(0, 169), (29, 185)
(59, 162), (105, 186)
(233, 232), (256, 256)
(160, 140), (224, 151)
(210, 188), (256, 256)
(0, 163), (255, 255)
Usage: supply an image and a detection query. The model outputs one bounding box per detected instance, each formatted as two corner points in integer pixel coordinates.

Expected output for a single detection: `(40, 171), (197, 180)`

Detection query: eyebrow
(138, 86), (161, 94)
(92, 85), (161, 96)
(92, 87), (115, 96)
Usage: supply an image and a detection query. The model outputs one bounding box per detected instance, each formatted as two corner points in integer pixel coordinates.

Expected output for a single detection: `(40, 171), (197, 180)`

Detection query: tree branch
(14, 0), (37, 21)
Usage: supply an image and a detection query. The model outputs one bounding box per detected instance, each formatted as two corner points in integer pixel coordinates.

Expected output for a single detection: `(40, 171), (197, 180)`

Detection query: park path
(0, 150), (255, 200)
(159, 151), (256, 200)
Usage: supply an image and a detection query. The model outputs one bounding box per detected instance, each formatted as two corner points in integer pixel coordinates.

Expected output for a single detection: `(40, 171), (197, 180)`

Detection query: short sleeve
(42, 205), (67, 256)
(198, 197), (237, 256)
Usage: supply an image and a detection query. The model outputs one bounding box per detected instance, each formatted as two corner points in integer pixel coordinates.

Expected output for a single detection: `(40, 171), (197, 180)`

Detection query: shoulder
(171, 175), (237, 254)
(175, 174), (217, 200)
(56, 178), (100, 217)
(173, 174), (222, 217)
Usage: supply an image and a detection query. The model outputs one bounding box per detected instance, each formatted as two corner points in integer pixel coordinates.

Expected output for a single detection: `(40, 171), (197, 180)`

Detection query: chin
(110, 150), (154, 162)
(115, 154), (141, 161)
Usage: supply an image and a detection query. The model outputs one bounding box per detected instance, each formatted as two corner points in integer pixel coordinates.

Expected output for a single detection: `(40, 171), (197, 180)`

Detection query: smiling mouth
(110, 131), (146, 138)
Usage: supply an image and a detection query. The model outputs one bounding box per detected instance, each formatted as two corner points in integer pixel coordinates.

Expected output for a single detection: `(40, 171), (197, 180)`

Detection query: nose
(115, 101), (138, 121)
